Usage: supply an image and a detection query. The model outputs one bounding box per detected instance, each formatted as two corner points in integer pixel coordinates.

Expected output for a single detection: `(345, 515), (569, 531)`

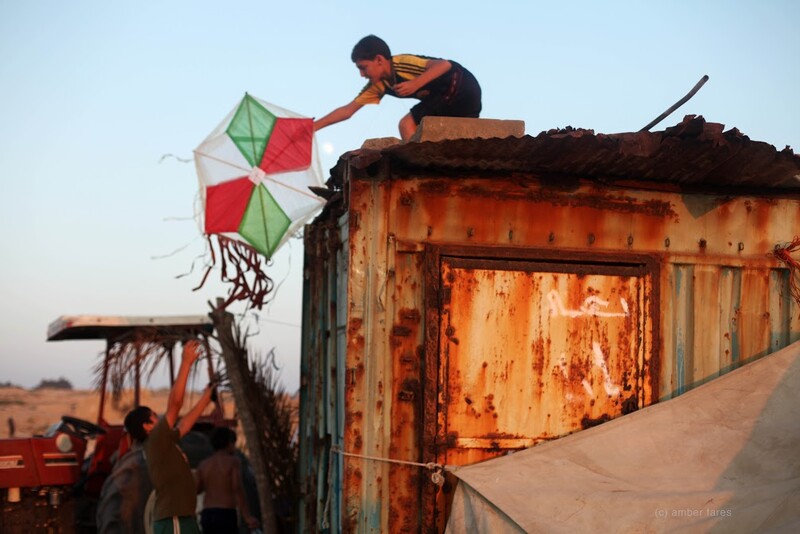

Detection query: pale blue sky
(1, 1), (798, 392)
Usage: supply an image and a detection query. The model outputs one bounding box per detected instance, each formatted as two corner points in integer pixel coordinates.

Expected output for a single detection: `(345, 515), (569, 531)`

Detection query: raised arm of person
(165, 340), (202, 428)
(314, 100), (363, 131)
(176, 384), (214, 438)
(393, 59), (452, 97)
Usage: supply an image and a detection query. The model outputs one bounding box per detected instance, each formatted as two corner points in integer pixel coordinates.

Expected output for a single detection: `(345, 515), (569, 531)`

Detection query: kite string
(329, 445), (456, 486)
(151, 235), (202, 260)
(193, 236), (217, 292)
(158, 153), (192, 164)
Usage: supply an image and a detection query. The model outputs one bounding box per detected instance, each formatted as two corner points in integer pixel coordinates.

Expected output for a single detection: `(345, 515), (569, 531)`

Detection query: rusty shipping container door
(427, 253), (656, 528)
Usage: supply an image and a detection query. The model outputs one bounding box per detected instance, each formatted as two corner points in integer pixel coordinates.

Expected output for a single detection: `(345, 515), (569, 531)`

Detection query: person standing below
(143, 340), (215, 534)
(314, 34), (482, 141)
(196, 427), (259, 533)
(96, 407), (154, 533)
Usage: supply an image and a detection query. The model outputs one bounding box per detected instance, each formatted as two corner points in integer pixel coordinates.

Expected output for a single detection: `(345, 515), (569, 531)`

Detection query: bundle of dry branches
(93, 328), (210, 407)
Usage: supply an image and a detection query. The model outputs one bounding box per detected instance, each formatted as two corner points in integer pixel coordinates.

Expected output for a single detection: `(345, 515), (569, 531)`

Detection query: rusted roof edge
(316, 115), (800, 204)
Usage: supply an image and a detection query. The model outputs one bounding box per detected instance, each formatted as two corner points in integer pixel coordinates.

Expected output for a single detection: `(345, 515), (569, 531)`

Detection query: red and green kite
(194, 94), (325, 259)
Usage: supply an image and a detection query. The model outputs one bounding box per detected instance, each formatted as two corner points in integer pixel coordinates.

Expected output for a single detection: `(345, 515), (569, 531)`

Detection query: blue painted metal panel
(667, 264), (795, 398)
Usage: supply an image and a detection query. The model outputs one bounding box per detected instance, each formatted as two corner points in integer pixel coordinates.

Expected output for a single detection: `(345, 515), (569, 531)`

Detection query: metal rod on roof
(639, 74), (709, 132)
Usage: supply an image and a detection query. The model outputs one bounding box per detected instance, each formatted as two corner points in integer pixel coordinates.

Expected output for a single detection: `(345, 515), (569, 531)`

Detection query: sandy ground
(0, 387), (237, 438)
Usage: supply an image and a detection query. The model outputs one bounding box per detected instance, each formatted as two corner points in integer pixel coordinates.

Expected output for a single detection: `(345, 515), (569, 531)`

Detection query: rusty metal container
(298, 117), (800, 533)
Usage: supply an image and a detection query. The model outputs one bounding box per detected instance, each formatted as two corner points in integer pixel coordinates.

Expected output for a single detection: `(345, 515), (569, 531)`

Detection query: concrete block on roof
(408, 116), (526, 143)
(361, 137), (402, 150)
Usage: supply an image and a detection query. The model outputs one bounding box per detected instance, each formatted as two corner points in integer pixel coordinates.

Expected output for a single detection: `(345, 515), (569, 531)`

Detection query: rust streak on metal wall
(343, 177), (372, 533)
(388, 287), (424, 532)
(422, 245), (442, 532)
(383, 184), (429, 532)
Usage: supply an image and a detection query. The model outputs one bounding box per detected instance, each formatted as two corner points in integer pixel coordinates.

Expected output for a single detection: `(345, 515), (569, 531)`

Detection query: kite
(194, 94), (326, 308)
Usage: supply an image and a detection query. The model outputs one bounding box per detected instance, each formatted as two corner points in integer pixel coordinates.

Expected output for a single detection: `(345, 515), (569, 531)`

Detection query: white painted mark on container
(558, 343), (622, 399)
(592, 341), (621, 397)
(547, 290), (629, 318)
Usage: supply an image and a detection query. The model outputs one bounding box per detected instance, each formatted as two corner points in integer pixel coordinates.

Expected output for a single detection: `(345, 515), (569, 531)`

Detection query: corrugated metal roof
(331, 115), (800, 193)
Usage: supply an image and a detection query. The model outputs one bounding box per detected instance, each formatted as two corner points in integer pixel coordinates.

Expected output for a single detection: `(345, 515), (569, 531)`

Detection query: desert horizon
(0, 386), (238, 439)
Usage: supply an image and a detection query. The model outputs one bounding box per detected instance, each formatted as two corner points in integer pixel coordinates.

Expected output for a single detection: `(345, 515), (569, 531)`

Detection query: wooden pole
(209, 298), (279, 534)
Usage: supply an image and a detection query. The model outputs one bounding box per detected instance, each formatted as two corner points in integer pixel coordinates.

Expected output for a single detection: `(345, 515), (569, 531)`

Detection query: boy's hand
(181, 340), (203, 365)
(393, 79), (423, 97)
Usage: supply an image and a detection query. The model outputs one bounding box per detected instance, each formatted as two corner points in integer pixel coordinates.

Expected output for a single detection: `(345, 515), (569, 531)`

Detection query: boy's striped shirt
(355, 54), (442, 105)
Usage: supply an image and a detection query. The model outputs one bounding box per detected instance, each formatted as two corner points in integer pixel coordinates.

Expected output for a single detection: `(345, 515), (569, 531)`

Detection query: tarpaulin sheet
(446, 341), (800, 533)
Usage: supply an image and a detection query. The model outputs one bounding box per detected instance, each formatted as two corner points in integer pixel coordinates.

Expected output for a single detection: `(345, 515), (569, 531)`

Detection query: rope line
(330, 445), (456, 486)
(331, 445), (439, 470)
(321, 445), (457, 528)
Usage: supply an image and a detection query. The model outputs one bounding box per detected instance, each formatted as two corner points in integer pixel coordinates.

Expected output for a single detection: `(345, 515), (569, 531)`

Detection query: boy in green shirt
(314, 35), (482, 141)
(128, 341), (215, 534)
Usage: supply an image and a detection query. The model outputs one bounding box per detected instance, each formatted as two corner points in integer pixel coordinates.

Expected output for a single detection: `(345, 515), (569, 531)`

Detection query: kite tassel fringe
(194, 235), (274, 310)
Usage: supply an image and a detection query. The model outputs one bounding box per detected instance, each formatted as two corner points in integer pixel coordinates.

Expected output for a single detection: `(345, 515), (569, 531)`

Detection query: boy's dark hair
(124, 406), (153, 443)
(210, 426), (237, 451)
(351, 35), (391, 62)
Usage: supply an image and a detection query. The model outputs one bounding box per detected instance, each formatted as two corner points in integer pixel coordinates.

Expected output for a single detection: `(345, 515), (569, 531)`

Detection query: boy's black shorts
(200, 508), (237, 534)
(410, 62), (482, 124)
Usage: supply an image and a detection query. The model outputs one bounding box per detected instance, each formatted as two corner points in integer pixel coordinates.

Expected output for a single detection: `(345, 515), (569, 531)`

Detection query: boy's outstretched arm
(176, 383), (214, 438)
(393, 59), (452, 97)
(165, 340), (202, 428)
(314, 100), (363, 131)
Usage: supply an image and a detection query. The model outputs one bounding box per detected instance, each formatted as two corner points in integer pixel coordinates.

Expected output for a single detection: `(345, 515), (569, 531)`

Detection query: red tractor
(0, 315), (232, 533)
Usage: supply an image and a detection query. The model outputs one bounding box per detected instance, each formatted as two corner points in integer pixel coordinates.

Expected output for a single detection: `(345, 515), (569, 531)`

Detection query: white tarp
(446, 341), (800, 533)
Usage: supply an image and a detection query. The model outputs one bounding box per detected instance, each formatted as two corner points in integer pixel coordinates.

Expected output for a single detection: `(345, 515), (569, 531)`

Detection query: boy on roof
(314, 35), (482, 141)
